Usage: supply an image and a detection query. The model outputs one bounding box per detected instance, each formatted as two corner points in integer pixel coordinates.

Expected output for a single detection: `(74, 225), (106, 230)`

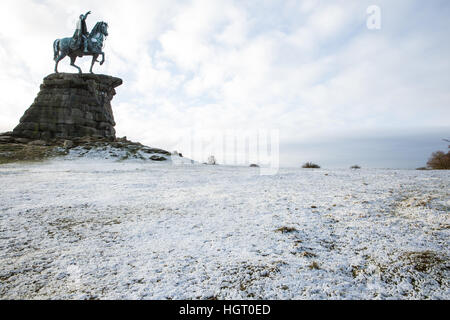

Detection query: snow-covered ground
(0, 158), (449, 300)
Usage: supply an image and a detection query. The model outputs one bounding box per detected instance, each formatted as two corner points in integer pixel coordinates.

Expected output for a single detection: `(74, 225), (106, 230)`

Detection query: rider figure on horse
(73, 11), (91, 53)
(54, 11), (108, 74)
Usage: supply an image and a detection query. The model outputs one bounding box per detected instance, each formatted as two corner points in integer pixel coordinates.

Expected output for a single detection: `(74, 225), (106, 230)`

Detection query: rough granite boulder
(13, 73), (122, 140)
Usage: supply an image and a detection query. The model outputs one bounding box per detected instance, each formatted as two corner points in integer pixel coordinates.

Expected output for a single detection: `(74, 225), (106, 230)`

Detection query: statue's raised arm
(81, 11), (91, 21)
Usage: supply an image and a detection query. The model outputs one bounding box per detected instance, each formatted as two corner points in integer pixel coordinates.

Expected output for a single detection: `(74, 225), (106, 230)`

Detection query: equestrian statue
(53, 11), (109, 74)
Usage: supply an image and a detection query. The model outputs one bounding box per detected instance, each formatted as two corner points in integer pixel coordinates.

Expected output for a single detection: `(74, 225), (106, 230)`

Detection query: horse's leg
(90, 54), (98, 74)
(100, 52), (105, 65)
(70, 55), (82, 74)
(55, 54), (65, 74)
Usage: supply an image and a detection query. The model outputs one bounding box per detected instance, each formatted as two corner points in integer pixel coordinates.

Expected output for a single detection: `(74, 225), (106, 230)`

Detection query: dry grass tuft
(308, 261), (320, 270)
(275, 227), (298, 234)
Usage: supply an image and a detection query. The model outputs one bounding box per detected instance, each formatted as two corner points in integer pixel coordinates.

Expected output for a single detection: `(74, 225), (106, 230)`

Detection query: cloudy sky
(0, 0), (449, 168)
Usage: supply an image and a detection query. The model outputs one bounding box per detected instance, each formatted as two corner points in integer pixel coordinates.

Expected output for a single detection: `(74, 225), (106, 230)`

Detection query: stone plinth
(13, 73), (122, 140)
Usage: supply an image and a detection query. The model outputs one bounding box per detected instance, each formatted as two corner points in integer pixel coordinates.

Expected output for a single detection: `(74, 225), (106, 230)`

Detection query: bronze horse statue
(53, 21), (109, 74)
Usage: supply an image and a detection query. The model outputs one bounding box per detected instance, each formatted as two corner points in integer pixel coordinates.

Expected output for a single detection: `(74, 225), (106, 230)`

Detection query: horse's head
(91, 21), (109, 37)
(101, 22), (109, 37)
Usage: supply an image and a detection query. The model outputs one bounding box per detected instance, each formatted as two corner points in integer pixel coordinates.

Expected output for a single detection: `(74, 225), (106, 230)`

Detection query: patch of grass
(0, 144), (66, 164)
(367, 251), (448, 296)
(402, 251), (446, 273)
(299, 251), (317, 258)
(218, 261), (285, 299)
(395, 194), (435, 210)
(351, 266), (362, 278)
(275, 227), (298, 234)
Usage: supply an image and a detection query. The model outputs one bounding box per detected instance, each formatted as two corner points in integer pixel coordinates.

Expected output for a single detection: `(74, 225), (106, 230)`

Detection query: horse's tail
(53, 39), (60, 61)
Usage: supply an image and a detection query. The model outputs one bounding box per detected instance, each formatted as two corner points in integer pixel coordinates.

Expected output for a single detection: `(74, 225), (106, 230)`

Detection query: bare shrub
(302, 162), (320, 169)
(427, 151), (450, 170)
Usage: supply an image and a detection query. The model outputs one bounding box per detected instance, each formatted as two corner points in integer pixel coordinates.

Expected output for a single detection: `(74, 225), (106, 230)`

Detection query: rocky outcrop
(0, 135), (173, 164)
(12, 73), (122, 140)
